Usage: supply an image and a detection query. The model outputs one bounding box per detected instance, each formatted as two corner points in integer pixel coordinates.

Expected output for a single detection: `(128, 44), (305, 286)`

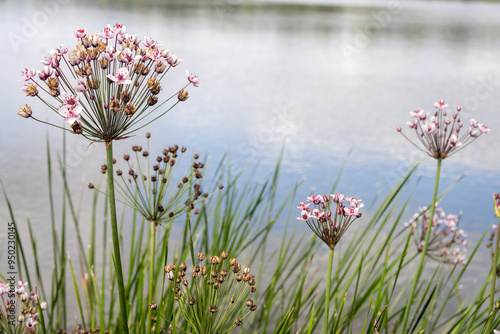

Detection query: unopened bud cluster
(0, 281), (46, 333)
(91, 134), (215, 225)
(405, 203), (467, 265)
(165, 251), (257, 333)
(297, 193), (363, 249)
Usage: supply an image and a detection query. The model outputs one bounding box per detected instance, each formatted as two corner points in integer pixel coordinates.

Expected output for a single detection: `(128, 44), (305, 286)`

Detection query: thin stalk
(106, 142), (130, 334)
(487, 217), (500, 333)
(147, 221), (157, 333)
(401, 158), (442, 332)
(324, 248), (334, 334)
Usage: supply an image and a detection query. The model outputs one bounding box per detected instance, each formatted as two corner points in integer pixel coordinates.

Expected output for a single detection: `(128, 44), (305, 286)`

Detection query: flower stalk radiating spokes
(398, 99), (488, 332)
(164, 252), (258, 334)
(18, 24), (199, 145)
(297, 193), (363, 334)
(90, 132), (221, 332)
(18, 24), (201, 333)
(405, 203), (467, 265)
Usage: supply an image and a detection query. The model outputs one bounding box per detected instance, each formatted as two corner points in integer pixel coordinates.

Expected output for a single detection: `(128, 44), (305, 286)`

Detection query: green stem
(324, 248), (334, 334)
(487, 217), (500, 333)
(401, 158), (441, 332)
(147, 221), (157, 333)
(106, 142), (130, 334)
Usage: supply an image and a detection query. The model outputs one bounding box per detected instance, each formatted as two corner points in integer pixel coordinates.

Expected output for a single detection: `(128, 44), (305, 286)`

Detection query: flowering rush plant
(165, 252), (258, 334)
(18, 24), (199, 145)
(297, 193), (363, 249)
(0, 281), (47, 333)
(397, 99), (489, 159)
(405, 203), (467, 265)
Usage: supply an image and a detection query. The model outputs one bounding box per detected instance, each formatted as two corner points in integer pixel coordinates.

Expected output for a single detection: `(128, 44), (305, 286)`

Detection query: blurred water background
(0, 0), (499, 294)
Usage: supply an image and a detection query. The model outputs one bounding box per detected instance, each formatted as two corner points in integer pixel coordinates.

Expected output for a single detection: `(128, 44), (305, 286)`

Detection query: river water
(0, 0), (499, 310)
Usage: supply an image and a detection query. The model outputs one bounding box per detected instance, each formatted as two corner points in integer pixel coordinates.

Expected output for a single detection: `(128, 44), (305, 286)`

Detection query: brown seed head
(110, 99), (122, 112)
(124, 103), (137, 117)
(70, 121), (83, 134)
(88, 182), (94, 189)
(120, 90), (131, 103)
(201, 267), (208, 276)
(221, 251), (228, 259)
(177, 89), (189, 102)
(18, 104), (32, 118)
(209, 305), (217, 313)
(24, 84), (38, 97)
(124, 154), (130, 161)
(149, 302), (157, 310)
(116, 169), (122, 176)
(147, 96), (158, 106)
(235, 318), (243, 326)
(198, 252), (205, 261)
(46, 77), (59, 89)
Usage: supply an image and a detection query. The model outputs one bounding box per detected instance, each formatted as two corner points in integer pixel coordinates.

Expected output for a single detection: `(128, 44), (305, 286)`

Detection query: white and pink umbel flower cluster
(18, 23), (200, 144)
(0, 281), (47, 333)
(397, 100), (489, 160)
(297, 193), (363, 249)
(405, 203), (467, 265)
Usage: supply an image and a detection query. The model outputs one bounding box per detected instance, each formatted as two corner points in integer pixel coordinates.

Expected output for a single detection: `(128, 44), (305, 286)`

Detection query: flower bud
(18, 104), (32, 118)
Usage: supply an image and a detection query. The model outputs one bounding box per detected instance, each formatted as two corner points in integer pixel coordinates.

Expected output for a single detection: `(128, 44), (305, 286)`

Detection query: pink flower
(143, 36), (158, 49)
(479, 123), (489, 134)
(114, 23), (126, 35)
(75, 78), (89, 92)
(344, 206), (361, 217)
(103, 45), (117, 62)
(107, 67), (132, 85)
(297, 210), (310, 221)
(0, 282), (9, 295)
(406, 119), (418, 129)
(410, 109), (425, 118)
(56, 44), (68, 56)
(186, 70), (200, 87)
(75, 28), (87, 38)
(59, 105), (82, 124)
(434, 99), (448, 110)
(469, 118), (479, 128)
(41, 50), (60, 68)
(97, 25), (117, 40)
(21, 68), (36, 81)
(449, 134), (461, 148)
(37, 66), (53, 81)
(148, 48), (165, 62)
(311, 209), (325, 219)
(25, 317), (38, 331)
(297, 202), (310, 210)
(118, 48), (140, 64)
(15, 281), (28, 295)
(167, 54), (182, 67)
(307, 194), (324, 204)
(423, 121), (436, 134)
(331, 193), (344, 203)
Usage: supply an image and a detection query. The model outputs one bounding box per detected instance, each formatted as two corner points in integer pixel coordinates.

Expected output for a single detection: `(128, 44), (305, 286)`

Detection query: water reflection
(1, 0), (499, 244)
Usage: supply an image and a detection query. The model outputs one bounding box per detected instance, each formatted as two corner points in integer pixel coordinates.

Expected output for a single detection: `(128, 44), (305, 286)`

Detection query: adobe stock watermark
(340, 0), (402, 60)
(8, 0), (72, 53)
(227, 103), (298, 174)
(384, 150), (423, 188)
(459, 74), (500, 119)
(214, 0), (241, 19)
